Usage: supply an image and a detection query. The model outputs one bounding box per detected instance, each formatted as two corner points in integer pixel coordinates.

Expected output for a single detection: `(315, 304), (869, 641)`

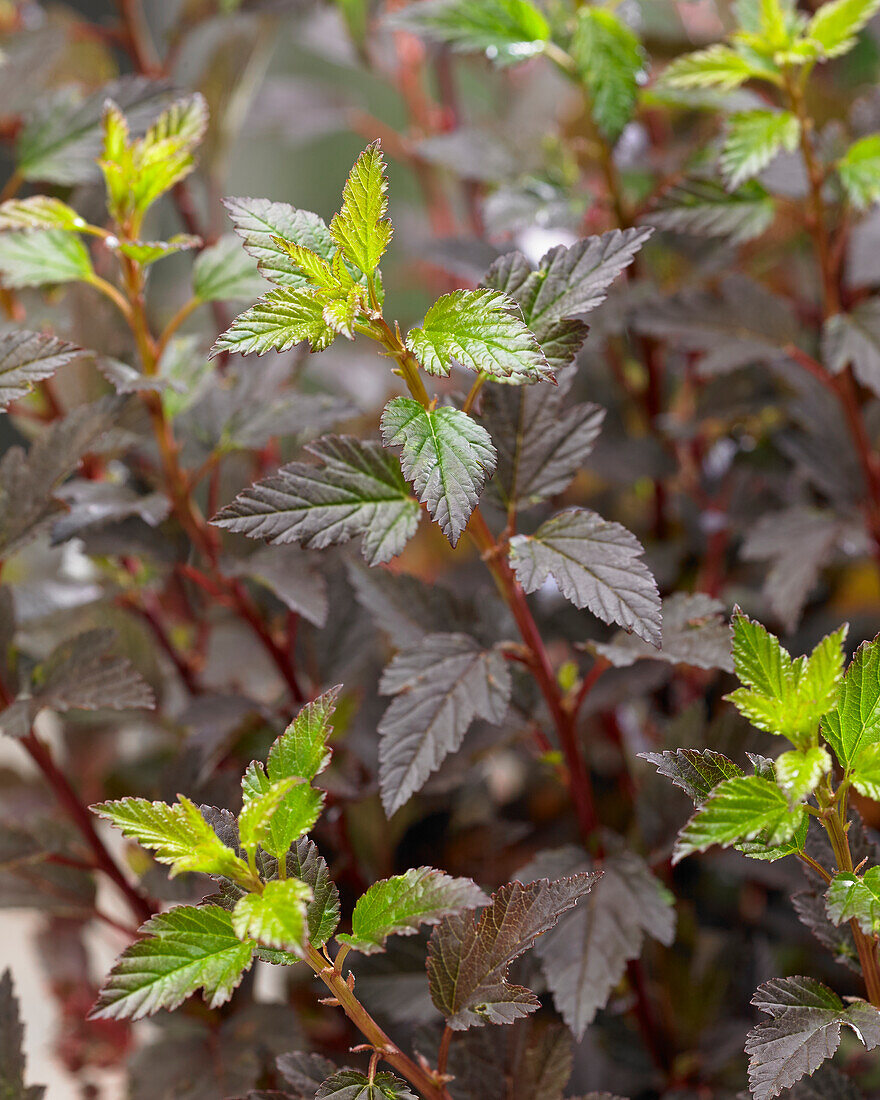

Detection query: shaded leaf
(427, 874), (598, 1029)
(823, 300), (880, 397)
(639, 747), (743, 804)
(509, 507), (661, 646)
(746, 976), (880, 1100)
(213, 435), (420, 566)
(315, 1070), (417, 1100)
(0, 230), (93, 288)
(593, 593), (732, 671)
(378, 633), (511, 816)
(193, 234), (265, 302)
(0, 330), (81, 410)
(645, 178), (775, 243)
(0, 968), (45, 1100)
(223, 197), (336, 287)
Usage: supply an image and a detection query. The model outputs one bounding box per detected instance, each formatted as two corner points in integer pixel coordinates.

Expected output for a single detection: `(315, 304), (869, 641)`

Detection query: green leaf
(839, 135), (880, 210)
(406, 288), (552, 384)
(231, 877), (312, 954)
(427, 874), (597, 1029)
(337, 867), (489, 954)
(508, 507), (661, 646)
(823, 635), (880, 768)
(826, 867), (880, 933)
(210, 287), (336, 357)
(746, 976), (880, 1100)
(851, 741), (880, 798)
(379, 633), (511, 815)
(316, 1069), (417, 1100)
(807, 0), (880, 57)
(0, 230), (94, 288)
(639, 748), (744, 804)
(775, 746), (831, 805)
(0, 968), (45, 1100)
(192, 234), (264, 302)
(212, 435), (421, 566)
(238, 775), (301, 858)
(661, 44), (775, 89)
(646, 178), (776, 243)
(329, 141), (392, 278)
(223, 196), (336, 286)
(0, 330), (81, 410)
(571, 8), (643, 141)
(672, 775), (804, 863)
(90, 905), (254, 1021)
(389, 0), (550, 66)
(726, 614), (847, 747)
(380, 397), (496, 546)
(111, 234), (201, 266)
(720, 110), (800, 189)
(92, 796), (253, 884)
(0, 196), (89, 233)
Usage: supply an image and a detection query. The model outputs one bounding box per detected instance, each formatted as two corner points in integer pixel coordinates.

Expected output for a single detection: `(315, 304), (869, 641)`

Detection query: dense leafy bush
(6, 1), (880, 1097)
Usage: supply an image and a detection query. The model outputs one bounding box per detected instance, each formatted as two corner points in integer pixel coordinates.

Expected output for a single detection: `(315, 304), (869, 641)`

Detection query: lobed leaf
(380, 397), (496, 546)
(210, 287), (336, 357)
(426, 874), (598, 1029)
(378, 633), (511, 816)
(0, 330), (81, 410)
(231, 878), (312, 954)
(509, 507), (661, 646)
(212, 435), (421, 566)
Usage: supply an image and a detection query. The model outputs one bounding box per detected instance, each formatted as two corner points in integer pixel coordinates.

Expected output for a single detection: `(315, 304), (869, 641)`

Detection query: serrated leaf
(210, 287), (336, 357)
(439, 1020), (572, 1100)
(193, 234), (265, 302)
(90, 905), (254, 1021)
(519, 847), (675, 1038)
(406, 288), (551, 384)
(726, 613), (847, 747)
(646, 178), (775, 243)
(212, 435), (420, 566)
(571, 8), (643, 141)
(0, 329), (81, 409)
(237, 545), (328, 628)
(640, 747), (744, 804)
(243, 688), (339, 859)
(389, 0), (550, 66)
(0, 968), (45, 1100)
(0, 196), (88, 232)
(0, 397), (122, 557)
(238, 775), (301, 858)
(775, 746), (832, 805)
(17, 76), (175, 185)
(823, 635), (880, 768)
(380, 397), (496, 546)
(662, 44), (773, 89)
(484, 227), (650, 333)
(673, 775), (804, 863)
(509, 507), (661, 646)
(337, 867), (489, 954)
(745, 976), (880, 1100)
(720, 110), (800, 189)
(92, 796), (253, 883)
(223, 197), (336, 287)
(632, 275), (797, 375)
(315, 1069), (417, 1100)
(231, 878), (312, 954)
(851, 741), (880, 799)
(278, 1051), (338, 1096)
(826, 867), (880, 933)
(594, 592), (733, 671)
(479, 375), (604, 511)
(426, 874), (597, 1029)
(839, 135), (880, 210)
(807, 0), (880, 57)
(0, 230), (93, 288)
(329, 141), (392, 277)
(378, 633), (511, 816)
(0, 627), (154, 738)
(112, 234), (200, 265)
(823, 300), (880, 397)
